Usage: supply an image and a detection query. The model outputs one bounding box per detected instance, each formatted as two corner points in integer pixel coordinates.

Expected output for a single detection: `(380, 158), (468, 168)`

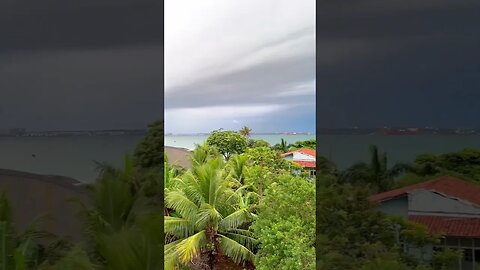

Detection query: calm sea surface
(1, 135), (480, 182)
(0, 136), (143, 183)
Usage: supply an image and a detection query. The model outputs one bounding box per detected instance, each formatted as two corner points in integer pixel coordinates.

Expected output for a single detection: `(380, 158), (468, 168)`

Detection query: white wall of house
(409, 190), (480, 217)
(292, 152), (315, 161)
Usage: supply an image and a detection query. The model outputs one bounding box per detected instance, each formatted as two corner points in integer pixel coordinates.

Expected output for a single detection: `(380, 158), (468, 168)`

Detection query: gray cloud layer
(0, 0), (162, 53)
(0, 0), (163, 130)
(165, 0), (315, 133)
(316, 0), (480, 128)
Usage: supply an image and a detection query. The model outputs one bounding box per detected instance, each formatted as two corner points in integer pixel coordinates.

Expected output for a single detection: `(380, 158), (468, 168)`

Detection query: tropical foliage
(288, 139), (316, 150)
(165, 129), (316, 269)
(2, 122), (475, 270)
(414, 148), (480, 181)
(206, 130), (247, 160)
(239, 126), (252, 137)
(134, 120), (164, 169)
(340, 145), (413, 192)
(164, 157), (256, 269)
(252, 175), (315, 270)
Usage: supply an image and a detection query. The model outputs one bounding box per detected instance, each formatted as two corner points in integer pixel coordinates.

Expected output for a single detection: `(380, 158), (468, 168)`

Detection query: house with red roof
(281, 148), (316, 178)
(370, 176), (480, 269)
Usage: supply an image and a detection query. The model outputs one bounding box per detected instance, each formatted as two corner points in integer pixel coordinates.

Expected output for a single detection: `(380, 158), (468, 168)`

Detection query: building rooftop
(293, 160), (316, 169)
(410, 215), (480, 238)
(281, 148), (316, 158)
(369, 176), (480, 206)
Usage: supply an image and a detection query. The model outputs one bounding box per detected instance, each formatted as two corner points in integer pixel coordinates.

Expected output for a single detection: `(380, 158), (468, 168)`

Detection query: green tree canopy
(288, 139), (316, 150)
(414, 148), (480, 181)
(133, 120), (164, 169)
(244, 147), (290, 173)
(247, 139), (271, 148)
(206, 130), (247, 160)
(252, 175), (316, 270)
(316, 180), (398, 269)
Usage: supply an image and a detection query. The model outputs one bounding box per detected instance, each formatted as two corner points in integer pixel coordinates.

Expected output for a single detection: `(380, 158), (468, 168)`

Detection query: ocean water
(0, 136), (143, 183)
(1, 135), (480, 183)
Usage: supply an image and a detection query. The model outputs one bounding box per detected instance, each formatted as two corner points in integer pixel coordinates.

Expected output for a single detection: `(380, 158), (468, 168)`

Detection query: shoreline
(165, 146), (192, 168)
(0, 168), (85, 189)
(0, 168), (88, 240)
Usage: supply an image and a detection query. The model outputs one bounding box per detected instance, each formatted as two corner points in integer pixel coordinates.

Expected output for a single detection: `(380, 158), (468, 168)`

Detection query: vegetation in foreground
(165, 129), (316, 269)
(1, 122), (480, 269)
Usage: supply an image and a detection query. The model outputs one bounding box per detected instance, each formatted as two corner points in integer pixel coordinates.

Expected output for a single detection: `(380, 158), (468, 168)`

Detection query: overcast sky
(0, 0), (162, 131)
(165, 0), (316, 134)
(317, 0), (480, 128)
(3, 1), (479, 132)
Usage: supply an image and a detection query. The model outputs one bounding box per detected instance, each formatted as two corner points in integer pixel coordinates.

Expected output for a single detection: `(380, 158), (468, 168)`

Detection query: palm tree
(164, 157), (256, 269)
(279, 138), (289, 153)
(190, 143), (219, 167)
(0, 193), (70, 270)
(79, 156), (163, 269)
(239, 126), (252, 137)
(340, 145), (413, 192)
(227, 154), (249, 185)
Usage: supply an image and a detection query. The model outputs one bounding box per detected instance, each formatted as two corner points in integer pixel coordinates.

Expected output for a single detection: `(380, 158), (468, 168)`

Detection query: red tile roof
(293, 160), (316, 168)
(369, 176), (480, 206)
(409, 215), (480, 237)
(281, 148), (316, 158)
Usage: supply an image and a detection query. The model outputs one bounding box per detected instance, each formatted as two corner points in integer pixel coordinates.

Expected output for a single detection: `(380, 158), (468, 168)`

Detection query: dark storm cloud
(0, 47), (162, 130)
(0, 0), (162, 53)
(317, 0), (480, 128)
(0, 0), (162, 130)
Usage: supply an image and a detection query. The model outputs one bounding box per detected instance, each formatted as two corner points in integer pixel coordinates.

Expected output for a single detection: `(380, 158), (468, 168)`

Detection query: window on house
(446, 237), (459, 246)
(475, 249), (480, 263)
(464, 248), (473, 262)
(475, 239), (480, 246)
(460, 238), (473, 247)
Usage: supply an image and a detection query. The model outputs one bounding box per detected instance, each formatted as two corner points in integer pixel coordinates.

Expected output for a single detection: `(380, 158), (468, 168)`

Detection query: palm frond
(196, 204), (222, 231)
(164, 217), (194, 238)
(217, 234), (255, 264)
(218, 208), (251, 232)
(165, 191), (198, 221)
(93, 177), (135, 230)
(175, 230), (207, 264)
(222, 232), (257, 251)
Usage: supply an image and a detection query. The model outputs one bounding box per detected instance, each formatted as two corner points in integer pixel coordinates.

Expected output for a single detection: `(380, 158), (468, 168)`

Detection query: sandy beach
(165, 145), (192, 169)
(0, 169), (87, 241)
